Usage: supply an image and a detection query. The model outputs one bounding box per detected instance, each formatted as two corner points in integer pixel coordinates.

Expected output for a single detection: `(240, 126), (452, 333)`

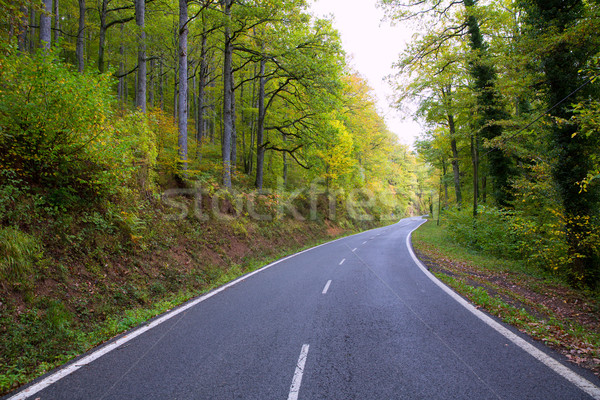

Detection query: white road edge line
(406, 220), (600, 400)
(339, 258), (345, 265)
(322, 280), (332, 295)
(8, 224), (384, 400)
(288, 344), (310, 400)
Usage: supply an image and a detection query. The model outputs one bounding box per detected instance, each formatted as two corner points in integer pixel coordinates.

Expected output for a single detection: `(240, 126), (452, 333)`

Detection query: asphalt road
(7, 217), (600, 400)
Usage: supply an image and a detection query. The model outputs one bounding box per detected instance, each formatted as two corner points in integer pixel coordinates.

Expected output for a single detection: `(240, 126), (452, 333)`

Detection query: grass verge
(412, 219), (600, 377)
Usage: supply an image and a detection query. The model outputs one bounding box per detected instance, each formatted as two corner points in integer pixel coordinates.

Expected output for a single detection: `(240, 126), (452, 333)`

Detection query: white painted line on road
(322, 280), (332, 295)
(339, 259), (345, 265)
(362, 241), (367, 245)
(7, 220), (413, 400)
(406, 221), (600, 400)
(352, 248), (357, 252)
(288, 344), (310, 400)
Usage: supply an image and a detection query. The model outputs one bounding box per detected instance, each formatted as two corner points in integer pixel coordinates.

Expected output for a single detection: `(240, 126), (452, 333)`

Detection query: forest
(0, 0), (427, 393)
(381, 0), (600, 289)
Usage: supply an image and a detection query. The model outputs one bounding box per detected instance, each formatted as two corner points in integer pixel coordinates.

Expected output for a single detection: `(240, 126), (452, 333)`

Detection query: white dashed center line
(287, 344), (310, 400)
(322, 280), (332, 295)
(339, 258), (345, 265)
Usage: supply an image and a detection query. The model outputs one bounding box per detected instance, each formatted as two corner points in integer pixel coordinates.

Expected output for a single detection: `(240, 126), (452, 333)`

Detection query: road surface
(6, 217), (600, 400)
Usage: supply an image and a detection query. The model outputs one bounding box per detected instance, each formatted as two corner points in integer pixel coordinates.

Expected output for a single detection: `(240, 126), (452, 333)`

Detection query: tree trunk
(39, 0), (52, 49)
(471, 132), (479, 217)
(98, 0), (108, 72)
(283, 133), (288, 187)
(76, 0), (85, 72)
(178, 0), (189, 173)
(148, 58), (154, 107)
(118, 24), (125, 107)
(29, 7), (36, 51)
(221, 0), (233, 188)
(159, 59), (164, 110)
(441, 158), (448, 207)
(196, 31), (207, 149)
(230, 70), (237, 169)
(53, 0), (60, 44)
(254, 57), (266, 191)
(464, 0), (512, 207)
(18, 6), (28, 53)
(135, 0), (146, 112)
(448, 113), (462, 205)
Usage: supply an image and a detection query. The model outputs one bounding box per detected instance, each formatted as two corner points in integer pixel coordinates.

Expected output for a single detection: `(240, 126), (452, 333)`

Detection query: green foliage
(0, 49), (114, 205)
(0, 226), (42, 286)
(444, 206), (518, 257)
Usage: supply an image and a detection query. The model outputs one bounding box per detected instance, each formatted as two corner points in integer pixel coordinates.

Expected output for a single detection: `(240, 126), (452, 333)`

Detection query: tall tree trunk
(118, 23), (125, 107)
(471, 132), (479, 217)
(76, 0), (85, 72)
(29, 7), (36, 51)
(230, 70), (237, 169)
(159, 59), (164, 110)
(441, 158), (448, 207)
(135, 0), (146, 112)
(98, 0), (108, 72)
(196, 32), (207, 147)
(39, 0), (52, 49)
(149, 58), (154, 107)
(464, 0), (512, 207)
(53, 0), (60, 44)
(448, 113), (462, 205)
(18, 6), (28, 53)
(178, 0), (188, 173)
(254, 57), (266, 191)
(283, 133), (288, 188)
(221, 0), (233, 188)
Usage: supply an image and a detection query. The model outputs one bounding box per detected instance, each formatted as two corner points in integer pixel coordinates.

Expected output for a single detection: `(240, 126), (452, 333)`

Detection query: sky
(309, 0), (423, 147)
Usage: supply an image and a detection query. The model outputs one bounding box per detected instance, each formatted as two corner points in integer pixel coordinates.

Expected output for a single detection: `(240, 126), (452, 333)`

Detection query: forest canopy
(380, 0), (600, 288)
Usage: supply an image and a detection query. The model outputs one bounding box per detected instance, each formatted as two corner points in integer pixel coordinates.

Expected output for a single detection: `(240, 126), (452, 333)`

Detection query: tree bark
(448, 113), (462, 205)
(98, 0), (107, 72)
(135, 0), (146, 112)
(76, 0), (85, 72)
(178, 0), (189, 173)
(471, 132), (479, 217)
(53, 0), (60, 44)
(29, 7), (36, 51)
(39, 0), (52, 49)
(254, 57), (266, 191)
(230, 70), (237, 169)
(18, 6), (28, 53)
(118, 23), (125, 107)
(221, 0), (233, 188)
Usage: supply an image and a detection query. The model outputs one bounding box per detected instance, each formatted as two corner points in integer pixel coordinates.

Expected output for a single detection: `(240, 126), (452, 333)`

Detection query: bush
(0, 49), (115, 205)
(444, 206), (519, 258)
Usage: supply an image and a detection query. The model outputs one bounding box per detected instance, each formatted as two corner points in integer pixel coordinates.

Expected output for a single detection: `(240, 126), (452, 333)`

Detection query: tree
(39, 0), (52, 49)
(135, 0), (146, 112)
(178, 0), (188, 172)
(77, 0), (85, 72)
(519, 0), (600, 286)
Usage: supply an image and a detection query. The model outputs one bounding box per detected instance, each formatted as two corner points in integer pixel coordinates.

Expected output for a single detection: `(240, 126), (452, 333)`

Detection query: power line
(482, 76), (595, 157)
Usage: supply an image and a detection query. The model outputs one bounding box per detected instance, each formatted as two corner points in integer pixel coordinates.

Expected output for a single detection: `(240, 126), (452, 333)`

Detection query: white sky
(309, 0), (423, 147)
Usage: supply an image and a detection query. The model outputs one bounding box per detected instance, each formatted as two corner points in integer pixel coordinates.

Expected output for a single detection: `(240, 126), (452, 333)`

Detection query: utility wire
(482, 76), (595, 157)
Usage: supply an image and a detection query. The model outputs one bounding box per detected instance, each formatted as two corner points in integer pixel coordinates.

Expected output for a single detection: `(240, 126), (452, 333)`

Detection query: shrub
(444, 206), (519, 258)
(0, 49), (114, 205)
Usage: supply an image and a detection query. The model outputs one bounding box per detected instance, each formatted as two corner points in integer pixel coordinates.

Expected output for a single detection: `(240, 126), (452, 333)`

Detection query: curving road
(6, 217), (600, 400)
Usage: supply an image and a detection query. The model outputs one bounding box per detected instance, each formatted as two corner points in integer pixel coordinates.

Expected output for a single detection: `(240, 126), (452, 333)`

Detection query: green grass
(413, 219), (600, 373)
(0, 218), (385, 396)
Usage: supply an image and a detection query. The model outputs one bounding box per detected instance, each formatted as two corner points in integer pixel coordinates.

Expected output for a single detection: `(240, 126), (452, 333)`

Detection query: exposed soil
(414, 244), (600, 377)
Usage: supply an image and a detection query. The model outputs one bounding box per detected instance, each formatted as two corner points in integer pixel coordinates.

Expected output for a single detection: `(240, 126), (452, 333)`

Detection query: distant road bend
(6, 217), (600, 400)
